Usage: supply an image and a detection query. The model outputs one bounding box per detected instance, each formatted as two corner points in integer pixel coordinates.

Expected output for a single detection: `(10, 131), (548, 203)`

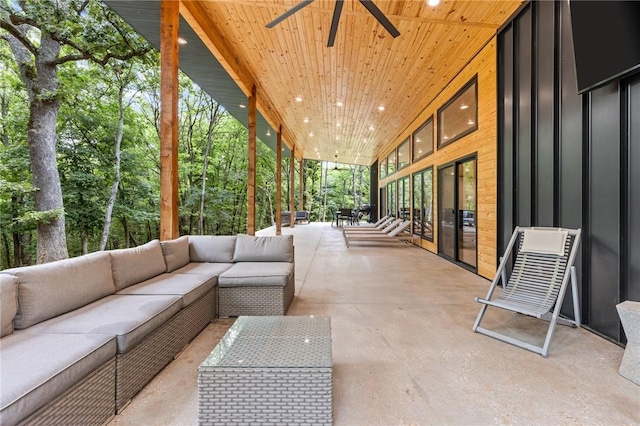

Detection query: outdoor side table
(198, 316), (333, 425)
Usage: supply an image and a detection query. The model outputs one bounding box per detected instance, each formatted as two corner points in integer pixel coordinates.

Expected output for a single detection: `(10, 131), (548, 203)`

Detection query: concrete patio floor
(108, 222), (639, 425)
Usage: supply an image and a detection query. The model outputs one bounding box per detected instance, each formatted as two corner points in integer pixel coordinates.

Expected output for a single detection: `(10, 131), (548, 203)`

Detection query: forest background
(0, 0), (369, 269)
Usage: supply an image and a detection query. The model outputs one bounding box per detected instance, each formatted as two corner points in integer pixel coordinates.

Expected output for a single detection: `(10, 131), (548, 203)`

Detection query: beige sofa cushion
(110, 240), (166, 291)
(161, 236), (190, 272)
(218, 262), (293, 287)
(0, 274), (18, 337)
(4, 252), (115, 329)
(189, 236), (237, 263)
(233, 234), (294, 262)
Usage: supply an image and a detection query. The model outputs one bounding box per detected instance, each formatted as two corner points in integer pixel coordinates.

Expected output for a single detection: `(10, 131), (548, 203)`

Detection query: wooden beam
(276, 127), (282, 236)
(159, 0), (180, 241)
(289, 146), (295, 228)
(299, 158), (304, 212)
(247, 85), (257, 235)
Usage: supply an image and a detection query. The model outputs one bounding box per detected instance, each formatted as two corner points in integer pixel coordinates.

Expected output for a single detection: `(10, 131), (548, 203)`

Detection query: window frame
(397, 138), (411, 170)
(412, 117), (434, 162)
(412, 167), (434, 241)
(386, 150), (396, 176)
(437, 75), (478, 149)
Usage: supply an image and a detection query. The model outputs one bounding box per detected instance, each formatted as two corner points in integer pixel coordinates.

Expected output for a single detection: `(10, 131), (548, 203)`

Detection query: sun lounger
(344, 220), (415, 248)
(342, 215), (391, 230)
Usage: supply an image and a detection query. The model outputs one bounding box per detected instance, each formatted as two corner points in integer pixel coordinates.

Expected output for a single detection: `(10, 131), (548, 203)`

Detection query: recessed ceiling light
(303, 117), (309, 123)
(416, 138), (422, 142)
(427, 0), (440, 6)
(266, 130), (271, 136)
(178, 37), (188, 45)
(369, 125), (375, 131)
(336, 123), (341, 127)
(378, 106), (385, 111)
(239, 104), (246, 108)
(309, 132), (314, 137)
(295, 96), (303, 102)
(460, 104), (469, 110)
(337, 101), (343, 107)
(336, 136), (340, 140)
(468, 119), (474, 125)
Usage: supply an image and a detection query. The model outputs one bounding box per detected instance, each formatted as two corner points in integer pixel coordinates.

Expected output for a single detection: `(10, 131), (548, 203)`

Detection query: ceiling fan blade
(358, 0), (401, 38)
(266, 0), (316, 28)
(327, 0), (344, 47)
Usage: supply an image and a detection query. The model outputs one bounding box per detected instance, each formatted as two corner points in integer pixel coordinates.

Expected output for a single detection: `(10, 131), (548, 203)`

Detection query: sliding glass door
(438, 156), (477, 269)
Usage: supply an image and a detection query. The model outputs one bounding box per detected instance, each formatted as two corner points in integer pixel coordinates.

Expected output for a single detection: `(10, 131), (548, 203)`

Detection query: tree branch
(0, 19), (38, 56)
(55, 45), (151, 66)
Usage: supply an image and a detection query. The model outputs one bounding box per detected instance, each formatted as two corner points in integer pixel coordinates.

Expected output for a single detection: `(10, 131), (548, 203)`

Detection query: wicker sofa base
(19, 358), (116, 426)
(115, 287), (217, 411)
(218, 276), (294, 318)
(176, 288), (216, 349)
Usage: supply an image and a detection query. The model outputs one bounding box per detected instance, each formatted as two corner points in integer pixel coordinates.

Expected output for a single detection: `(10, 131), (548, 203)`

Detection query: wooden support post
(159, 0), (179, 241)
(289, 145), (295, 228)
(299, 158), (304, 213)
(276, 127), (282, 236)
(247, 85), (257, 235)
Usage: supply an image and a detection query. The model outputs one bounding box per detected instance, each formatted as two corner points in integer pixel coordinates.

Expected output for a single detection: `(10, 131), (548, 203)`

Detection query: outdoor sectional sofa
(0, 234), (294, 426)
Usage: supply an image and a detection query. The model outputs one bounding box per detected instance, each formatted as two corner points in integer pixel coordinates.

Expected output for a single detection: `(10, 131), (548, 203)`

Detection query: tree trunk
(100, 85), (125, 250)
(7, 31), (68, 263)
(199, 104), (220, 235)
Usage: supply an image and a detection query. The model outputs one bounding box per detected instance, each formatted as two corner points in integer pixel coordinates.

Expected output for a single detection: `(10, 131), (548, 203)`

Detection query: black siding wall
(370, 161), (379, 223)
(497, 0), (640, 343)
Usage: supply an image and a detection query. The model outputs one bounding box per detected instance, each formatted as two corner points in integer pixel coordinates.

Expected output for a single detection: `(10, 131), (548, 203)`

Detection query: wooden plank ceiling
(180, 0), (523, 166)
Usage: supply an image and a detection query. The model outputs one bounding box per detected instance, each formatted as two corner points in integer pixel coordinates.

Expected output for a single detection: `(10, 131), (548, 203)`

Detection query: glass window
(380, 157), (387, 179)
(387, 151), (396, 176)
(438, 76), (478, 148)
(398, 177), (410, 220)
(412, 117), (434, 161)
(437, 156), (477, 270)
(387, 181), (396, 217)
(397, 138), (410, 170)
(412, 168), (434, 241)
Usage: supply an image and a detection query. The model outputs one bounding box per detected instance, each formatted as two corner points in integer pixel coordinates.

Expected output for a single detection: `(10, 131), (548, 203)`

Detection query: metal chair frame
(472, 226), (582, 357)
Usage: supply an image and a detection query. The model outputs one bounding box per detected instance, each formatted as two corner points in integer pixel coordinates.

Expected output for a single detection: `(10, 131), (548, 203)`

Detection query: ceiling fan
(332, 154), (350, 171)
(266, 0), (401, 47)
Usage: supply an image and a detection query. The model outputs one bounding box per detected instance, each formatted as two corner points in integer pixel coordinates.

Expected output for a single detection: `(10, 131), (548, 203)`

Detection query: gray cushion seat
(218, 262), (294, 287)
(0, 332), (116, 426)
(172, 262), (234, 277)
(117, 273), (216, 306)
(28, 294), (182, 353)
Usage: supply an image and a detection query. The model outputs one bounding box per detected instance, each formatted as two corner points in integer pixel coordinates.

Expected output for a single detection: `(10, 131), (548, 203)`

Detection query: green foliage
(0, 2), (370, 268)
(16, 207), (64, 226)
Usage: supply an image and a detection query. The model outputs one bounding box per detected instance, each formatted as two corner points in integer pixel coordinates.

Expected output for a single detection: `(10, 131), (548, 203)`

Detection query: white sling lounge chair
(344, 220), (415, 248)
(342, 215), (393, 231)
(472, 226), (582, 357)
(343, 218), (402, 235)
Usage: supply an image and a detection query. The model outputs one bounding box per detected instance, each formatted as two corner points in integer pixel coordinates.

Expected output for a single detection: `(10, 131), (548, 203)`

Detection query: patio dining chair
(336, 208), (354, 227)
(472, 226), (582, 357)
